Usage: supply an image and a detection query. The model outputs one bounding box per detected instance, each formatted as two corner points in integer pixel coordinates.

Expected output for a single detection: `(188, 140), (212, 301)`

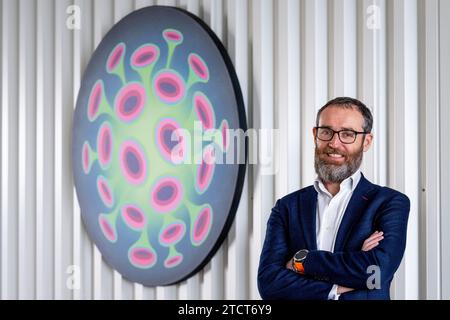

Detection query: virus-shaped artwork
(72, 6), (246, 286)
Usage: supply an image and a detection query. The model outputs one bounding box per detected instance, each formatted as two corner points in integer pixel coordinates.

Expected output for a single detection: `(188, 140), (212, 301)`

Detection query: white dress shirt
(313, 170), (362, 300)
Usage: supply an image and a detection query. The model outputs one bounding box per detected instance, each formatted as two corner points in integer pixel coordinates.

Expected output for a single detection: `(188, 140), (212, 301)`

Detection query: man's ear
(312, 127), (317, 138)
(363, 133), (373, 152)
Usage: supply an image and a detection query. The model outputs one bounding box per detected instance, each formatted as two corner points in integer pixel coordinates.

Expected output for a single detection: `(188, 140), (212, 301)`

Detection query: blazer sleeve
(303, 192), (410, 290)
(258, 199), (334, 300)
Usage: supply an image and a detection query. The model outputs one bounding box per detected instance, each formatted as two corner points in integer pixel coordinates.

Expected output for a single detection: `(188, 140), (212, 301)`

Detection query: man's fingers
(363, 232), (384, 245)
(366, 231), (383, 242)
(286, 259), (292, 270)
(364, 235), (384, 246)
(363, 237), (383, 248)
(362, 242), (379, 251)
(362, 236), (383, 249)
(337, 286), (355, 294)
(362, 243), (377, 251)
(362, 231), (384, 251)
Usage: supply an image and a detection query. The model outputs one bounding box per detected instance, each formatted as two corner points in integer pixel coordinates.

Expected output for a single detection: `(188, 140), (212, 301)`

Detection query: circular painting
(72, 6), (246, 286)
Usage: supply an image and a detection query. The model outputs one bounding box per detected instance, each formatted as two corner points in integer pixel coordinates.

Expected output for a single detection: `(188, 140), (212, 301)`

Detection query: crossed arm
(258, 199), (337, 300)
(257, 194), (409, 300)
(284, 231), (384, 295)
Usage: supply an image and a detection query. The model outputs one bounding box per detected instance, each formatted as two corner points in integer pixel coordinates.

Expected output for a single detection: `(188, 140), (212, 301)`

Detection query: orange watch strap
(294, 261), (305, 274)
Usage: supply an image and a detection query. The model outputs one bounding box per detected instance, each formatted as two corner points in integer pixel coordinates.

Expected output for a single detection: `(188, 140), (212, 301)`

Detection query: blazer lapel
(333, 174), (376, 252)
(298, 187), (318, 251)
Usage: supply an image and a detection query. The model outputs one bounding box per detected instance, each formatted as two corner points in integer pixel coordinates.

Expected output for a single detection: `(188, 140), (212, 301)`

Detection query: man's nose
(328, 132), (341, 147)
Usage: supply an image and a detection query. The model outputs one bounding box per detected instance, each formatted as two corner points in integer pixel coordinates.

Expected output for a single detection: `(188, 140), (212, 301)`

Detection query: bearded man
(258, 97), (410, 300)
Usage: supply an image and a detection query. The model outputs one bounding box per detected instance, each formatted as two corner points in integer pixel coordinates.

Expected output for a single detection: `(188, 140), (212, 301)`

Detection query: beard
(314, 143), (364, 184)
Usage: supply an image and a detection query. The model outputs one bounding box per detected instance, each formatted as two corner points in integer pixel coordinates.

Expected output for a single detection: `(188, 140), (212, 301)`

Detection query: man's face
(313, 105), (373, 183)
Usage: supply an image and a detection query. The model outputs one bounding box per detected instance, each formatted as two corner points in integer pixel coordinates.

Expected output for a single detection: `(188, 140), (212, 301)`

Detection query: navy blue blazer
(258, 174), (410, 300)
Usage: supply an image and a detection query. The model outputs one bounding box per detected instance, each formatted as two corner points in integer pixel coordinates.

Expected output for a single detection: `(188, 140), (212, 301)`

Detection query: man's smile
(326, 153), (344, 158)
(319, 150), (347, 164)
(323, 153), (345, 164)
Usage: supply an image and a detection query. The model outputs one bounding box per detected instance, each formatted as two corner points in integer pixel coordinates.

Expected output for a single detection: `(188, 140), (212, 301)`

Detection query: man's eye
(341, 131), (355, 138)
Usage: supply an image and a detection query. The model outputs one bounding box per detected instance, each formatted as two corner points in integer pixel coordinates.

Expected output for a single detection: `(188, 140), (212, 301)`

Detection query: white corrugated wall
(0, 0), (449, 300)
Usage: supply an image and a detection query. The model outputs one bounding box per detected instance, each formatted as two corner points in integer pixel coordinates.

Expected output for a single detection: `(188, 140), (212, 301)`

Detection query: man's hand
(361, 231), (384, 251)
(286, 258), (293, 270)
(337, 285), (354, 295)
(336, 231), (384, 295)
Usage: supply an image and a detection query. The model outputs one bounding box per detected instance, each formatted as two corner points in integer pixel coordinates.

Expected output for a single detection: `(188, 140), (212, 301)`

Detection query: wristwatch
(292, 249), (309, 274)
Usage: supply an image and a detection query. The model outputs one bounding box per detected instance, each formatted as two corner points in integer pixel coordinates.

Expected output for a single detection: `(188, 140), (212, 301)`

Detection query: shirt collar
(314, 169), (362, 197)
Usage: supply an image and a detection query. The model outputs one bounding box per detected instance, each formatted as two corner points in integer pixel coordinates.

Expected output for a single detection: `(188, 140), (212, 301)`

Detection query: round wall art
(72, 6), (247, 286)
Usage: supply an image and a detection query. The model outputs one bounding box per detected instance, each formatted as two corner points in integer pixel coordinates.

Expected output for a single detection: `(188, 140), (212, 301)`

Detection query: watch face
(294, 250), (307, 261)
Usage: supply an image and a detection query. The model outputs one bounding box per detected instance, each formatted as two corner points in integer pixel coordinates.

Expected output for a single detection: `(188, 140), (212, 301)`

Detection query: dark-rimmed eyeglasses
(315, 126), (369, 144)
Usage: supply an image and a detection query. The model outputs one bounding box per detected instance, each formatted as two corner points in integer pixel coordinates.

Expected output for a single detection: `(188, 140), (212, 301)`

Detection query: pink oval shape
(164, 254), (183, 268)
(163, 29), (183, 43)
(150, 177), (183, 213)
(99, 214), (117, 242)
(192, 206), (212, 245)
(129, 247), (156, 268)
(115, 83), (146, 122)
(155, 118), (186, 164)
(131, 44), (159, 68)
(194, 93), (215, 129)
(119, 140), (147, 185)
(188, 53), (209, 81)
(196, 145), (215, 193)
(121, 204), (146, 230)
(97, 176), (114, 208)
(82, 141), (91, 174)
(221, 120), (229, 150)
(97, 122), (113, 168)
(87, 81), (103, 121)
(154, 71), (185, 104)
(159, 222), (185, 246)
(107, 43), (125, 72)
